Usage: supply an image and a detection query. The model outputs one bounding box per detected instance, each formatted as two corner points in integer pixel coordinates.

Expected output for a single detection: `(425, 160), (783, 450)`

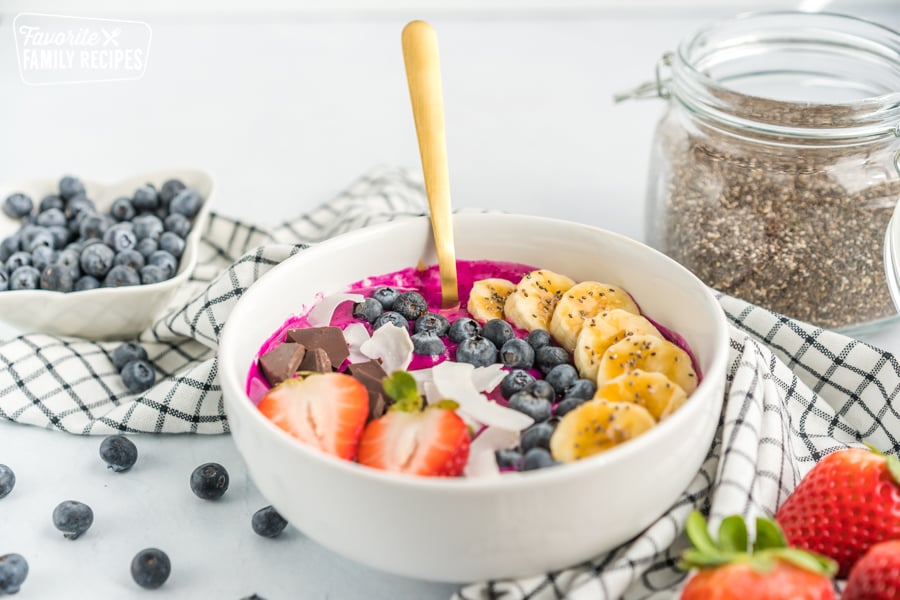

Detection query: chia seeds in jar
(632, 12), (900, 333)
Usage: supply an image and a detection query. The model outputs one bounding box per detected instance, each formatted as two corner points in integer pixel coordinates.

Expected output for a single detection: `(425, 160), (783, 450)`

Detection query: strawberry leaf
(677, 549), (732, 571)
(383, 371), (422, 412)
(685, 511), (719, 555)
(717, 515), (748, 552)
(766, 548), (838, 578)
(753, 517), (787, 551)
(432, 399), (460, 411)
(887, 453), (900, 487)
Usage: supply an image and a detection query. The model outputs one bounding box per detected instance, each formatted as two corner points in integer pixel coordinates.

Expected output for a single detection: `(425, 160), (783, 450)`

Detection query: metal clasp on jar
(613, 52), (672, 103)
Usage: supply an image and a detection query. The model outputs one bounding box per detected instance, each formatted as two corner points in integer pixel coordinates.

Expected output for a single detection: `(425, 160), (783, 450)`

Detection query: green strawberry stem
(382, 371), (459, 413)
(862, 443), (900, 486)
(679, 511), (838, 578)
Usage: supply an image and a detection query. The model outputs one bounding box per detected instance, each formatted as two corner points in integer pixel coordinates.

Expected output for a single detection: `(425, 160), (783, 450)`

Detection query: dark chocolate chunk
(259, 343), (307, 386)
(286, 327), (349, 367)
(346, 360), (391, 420)
(298, 347), (332, 373)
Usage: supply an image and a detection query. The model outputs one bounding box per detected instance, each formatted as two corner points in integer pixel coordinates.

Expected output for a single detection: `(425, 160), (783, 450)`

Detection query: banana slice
(573, 309), (663, 381)
(597, 333), (698, 394)
(594, 370), (688, 421)
(503, 269), (576, 332)
(549, 398), (656, 462)
(467, 278), (517, 323)
(549, 282), (640, 352)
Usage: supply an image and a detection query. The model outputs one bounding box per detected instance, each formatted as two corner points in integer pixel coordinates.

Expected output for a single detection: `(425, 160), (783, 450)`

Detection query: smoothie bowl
(218, 213), (729, 582)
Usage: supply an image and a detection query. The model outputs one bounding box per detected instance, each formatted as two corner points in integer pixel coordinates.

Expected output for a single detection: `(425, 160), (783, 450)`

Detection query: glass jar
(630, 12), (900, 333)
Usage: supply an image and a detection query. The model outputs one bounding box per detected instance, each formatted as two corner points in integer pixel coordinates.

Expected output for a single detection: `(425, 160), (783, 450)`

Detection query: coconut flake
(422, 381), (442, 406)
(360, 323), (413, 373)
(307, 293), (364, 327)
(342, 323), (371, 363)
(472, 364), (506, 393)
(431, 361), (534, 431)
(464, 426), (522, 478)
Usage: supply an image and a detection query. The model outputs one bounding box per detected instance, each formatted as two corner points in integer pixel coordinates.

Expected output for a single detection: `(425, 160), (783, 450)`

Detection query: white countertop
(2, 5), (900, 599)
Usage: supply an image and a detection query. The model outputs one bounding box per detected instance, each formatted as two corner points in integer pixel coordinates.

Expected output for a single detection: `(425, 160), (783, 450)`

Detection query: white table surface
(2, 5), (900, 599)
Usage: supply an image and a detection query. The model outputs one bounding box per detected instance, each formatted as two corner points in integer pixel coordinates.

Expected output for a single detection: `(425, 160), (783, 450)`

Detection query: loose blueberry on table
(0, 464), (15, 499)
(52, 500), (94, 540)
(130, 548), (171, 590)
(251, 505), (289, 538)
(0, 553), (28, 595)
(190, 462), (230, 500)
(99, 434), (139, 472)
(0, 175), (203, 293)
(250, 261), (701, 477)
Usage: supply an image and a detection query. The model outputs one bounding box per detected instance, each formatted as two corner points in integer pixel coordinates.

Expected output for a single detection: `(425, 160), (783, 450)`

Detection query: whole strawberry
(775, 447), (900, 577)
(843, 540), (900, 600)
(679, 511), (837, 600)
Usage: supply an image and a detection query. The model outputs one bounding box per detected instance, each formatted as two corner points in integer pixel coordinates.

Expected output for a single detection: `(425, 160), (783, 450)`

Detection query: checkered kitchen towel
(2, 167), (899, 599)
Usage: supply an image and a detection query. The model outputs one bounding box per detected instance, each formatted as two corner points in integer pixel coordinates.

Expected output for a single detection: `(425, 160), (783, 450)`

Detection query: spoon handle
(402, 20), (459, 307)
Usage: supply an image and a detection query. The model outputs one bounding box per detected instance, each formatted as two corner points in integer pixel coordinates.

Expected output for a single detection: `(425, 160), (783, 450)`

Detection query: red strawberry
(357, 370), (470, 476)
(843, 540), (900, 600)
(679, 512), (837, 600)
(775, 447), (900, 577)
(258, 372), (369, 460)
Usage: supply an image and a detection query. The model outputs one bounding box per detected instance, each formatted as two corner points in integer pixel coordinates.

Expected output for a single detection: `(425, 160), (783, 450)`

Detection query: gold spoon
(402, 20), (459, 308)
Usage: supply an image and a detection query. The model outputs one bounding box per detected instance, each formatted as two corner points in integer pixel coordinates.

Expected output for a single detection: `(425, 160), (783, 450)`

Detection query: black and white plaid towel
(2, 167), (898, 599)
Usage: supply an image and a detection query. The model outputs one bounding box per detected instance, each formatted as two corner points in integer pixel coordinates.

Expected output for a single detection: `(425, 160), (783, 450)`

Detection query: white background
(1, 2), (899, 599)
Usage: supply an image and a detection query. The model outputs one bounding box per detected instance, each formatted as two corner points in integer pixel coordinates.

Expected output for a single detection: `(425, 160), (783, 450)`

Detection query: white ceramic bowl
(219, 214), (729, 583)
(0, 169), (213, 339)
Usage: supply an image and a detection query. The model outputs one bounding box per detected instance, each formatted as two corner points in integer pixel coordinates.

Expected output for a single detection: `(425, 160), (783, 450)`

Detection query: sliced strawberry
(358, 407), (470, 476)
(258, 372), (369, 461)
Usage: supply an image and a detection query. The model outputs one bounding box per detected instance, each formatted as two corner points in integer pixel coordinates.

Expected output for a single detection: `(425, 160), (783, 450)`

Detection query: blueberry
(48, 225), (71, 249)
(58, 175), (85, 199)
(112, 342), (149, 371)
(555, 396), (586, 417)
(74, 275), (101, 291)
(521, 447), (557, 471)
(159, 179), (187, 205)
(31, 245), (55, 271)
(373, 311), (407, 331)
(448, 317), (481, 343)
(508, 391), (552, 422)
(56, 248), (82, 278)
(170, 189), (203, 218)
(80, 237), (103, 250)
(190, 462), (229, 500)
(136, 237), (158, 258)
(19, 225), (45, 249)
(121, 359), (155, 393)
(40, 195), (65, 212)
(110, 196), (136, 222)
(521, 421), (555, 453)
(132, 184), (159, 212)
(99, 435), (138, 472)
(65, 194), (95, 219)
(535, 345), (569, 374)
(393, 291), (428, 320)
(546, 364), (578, 395)
(0, 553), (28, 594)
(3, 193), (33, 219)
(80, 243), (115, 278)
(41, 264), (75, 292)
(35, 207), (66, 228)
(565, 378), (596, 400)
(0, 464), (15, 498)
(251, 505), (289, 538)
(140, 265), (168, 285)
(148, 250), (178, 278)
(455, 335), (498, 367)
(482, 319), (515, 349)
(104, 265), (140, 287)
(411, 332), (445, 355)
(527, 329), (552, 350)
(79, 215), (109, 240)
(371, 286), (399, 310)
(0, 236), (19, 262)
(495, 449), (523, 470)
(131, 548), (171, 590)
(352, 298), (383, 323)
(133, 214), (165, 241)
(52, 500), (93, 540)
(164, 213), (191, 238)
(499, 369), (536, 399)
(105, 225), (138, 253)
(0, 266), (8, 292)
(414, 312), (450, 336)
(529, 379), (556, 402)
(9, 266), (39, 290)
(27, 229), (54, 252)
(114, 249), (145, 271)
(499, 338), (535, 369)
(158, 232), (185, 258)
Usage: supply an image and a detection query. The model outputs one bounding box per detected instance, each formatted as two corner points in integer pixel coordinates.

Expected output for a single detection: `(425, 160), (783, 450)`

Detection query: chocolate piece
(286, 327), (349, 367)
(259, 343), (307, 386)
(346, 360), (391, 420)
(298, 347), (332, 373)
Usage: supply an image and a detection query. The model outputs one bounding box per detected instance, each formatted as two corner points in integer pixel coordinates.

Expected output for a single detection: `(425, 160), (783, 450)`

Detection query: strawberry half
(843, 540), (900, 600)
(357, 371), (470, 477)
(257, 372), (369, 461)
(775, 447), (900, 577)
